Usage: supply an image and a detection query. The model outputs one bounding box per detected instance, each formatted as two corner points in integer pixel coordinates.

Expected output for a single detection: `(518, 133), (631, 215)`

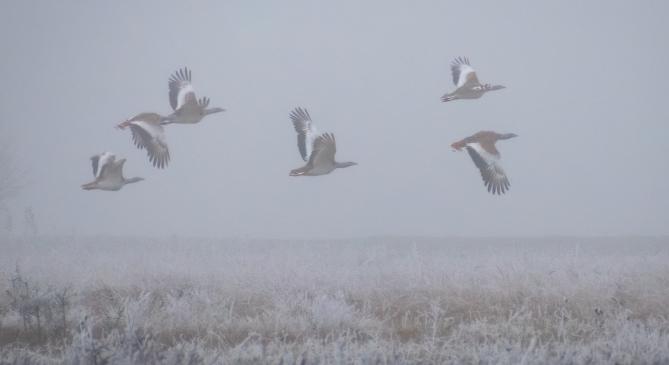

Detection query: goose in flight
(117, 113), (170, 169)
(81, 152), (144, 191)
(451, 131), (517, 195)
(289, 107), (357, 176)
(441, 57), (505, 102)
(163, 67), (225, 125)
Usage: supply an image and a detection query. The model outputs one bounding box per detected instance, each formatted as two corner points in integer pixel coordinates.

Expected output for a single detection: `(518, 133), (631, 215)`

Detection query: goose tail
(441, 93), (456, 102)
(116, 120), (131, 130)
(81, 182), (97, 190)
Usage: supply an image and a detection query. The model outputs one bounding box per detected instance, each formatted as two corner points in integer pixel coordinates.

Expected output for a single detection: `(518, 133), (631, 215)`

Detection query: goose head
(499, 133), (518, 140)
(335, 161), (357, 169)
(123, 177), (144, 185)
(203, 107), (226, 116)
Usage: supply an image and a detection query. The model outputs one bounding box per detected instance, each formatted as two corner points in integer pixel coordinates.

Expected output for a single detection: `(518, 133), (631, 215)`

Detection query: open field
(0, 235), (668, 364)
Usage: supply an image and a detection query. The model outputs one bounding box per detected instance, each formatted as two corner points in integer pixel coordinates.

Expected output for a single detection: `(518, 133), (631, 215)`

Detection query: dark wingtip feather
(452, 56), (471, 66)
(170, 67), (192, 83)
(289, 107), (311, 123)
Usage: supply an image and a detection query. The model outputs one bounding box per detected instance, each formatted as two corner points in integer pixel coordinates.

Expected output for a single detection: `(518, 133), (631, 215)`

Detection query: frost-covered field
(0, 235), (668, 364)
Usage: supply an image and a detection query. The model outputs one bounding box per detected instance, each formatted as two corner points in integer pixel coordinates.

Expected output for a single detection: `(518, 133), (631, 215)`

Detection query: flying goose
(289, 107), (357, 176)
(117, 113), (170, 169)
(441, 57), (505, 102)
(81, 152), (143, 191)
(451, 131), (517, 195)
(163, 67), (225, 125)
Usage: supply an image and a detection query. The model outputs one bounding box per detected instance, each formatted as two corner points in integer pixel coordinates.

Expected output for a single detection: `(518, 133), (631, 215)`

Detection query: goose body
(117, 113), (170, 169)
(289, 107), (357, 176)
(81, 152), (144, 191)
(164, 68), (225, 125)
(451, 131), (517, 195)
(441, 57), (505, 102)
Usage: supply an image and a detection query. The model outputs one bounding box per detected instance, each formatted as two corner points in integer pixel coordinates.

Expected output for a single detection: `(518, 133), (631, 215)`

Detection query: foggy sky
(1, 0), (668, 238)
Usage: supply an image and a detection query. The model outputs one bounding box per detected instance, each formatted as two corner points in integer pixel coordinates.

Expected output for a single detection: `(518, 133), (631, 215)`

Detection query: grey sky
(1, 1), (667, 238)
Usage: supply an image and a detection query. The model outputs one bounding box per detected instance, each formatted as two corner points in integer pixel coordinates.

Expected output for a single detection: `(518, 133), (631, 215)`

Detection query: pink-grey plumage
(117, 113), (170, 169)
(451, 131), (517, 195)
(81, 152), (144, 191)
(164, 67), (225, 125)
(441, 57), (505, 102)
(289, 107), (357, 176)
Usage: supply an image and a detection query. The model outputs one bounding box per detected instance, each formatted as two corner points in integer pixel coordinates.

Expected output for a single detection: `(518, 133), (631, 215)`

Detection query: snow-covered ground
(1, 235), (668, 364)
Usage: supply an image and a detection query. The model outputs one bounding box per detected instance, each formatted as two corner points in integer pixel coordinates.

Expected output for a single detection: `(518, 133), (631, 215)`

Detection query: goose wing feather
(91, 152), (114, 178)
(127, 120), (170, 169)
(465, 144), (510, 195)
(290, 107), (318, 161)
(309, 133), (337, 168)
(451, 57), (480, 88)
(169, 67), (197, 111)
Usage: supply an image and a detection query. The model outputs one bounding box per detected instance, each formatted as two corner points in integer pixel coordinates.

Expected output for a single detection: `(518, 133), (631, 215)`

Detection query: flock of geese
(82, 57), (516, 195)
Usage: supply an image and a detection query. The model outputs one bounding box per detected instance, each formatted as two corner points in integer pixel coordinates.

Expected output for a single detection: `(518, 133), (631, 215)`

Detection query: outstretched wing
(127, 120), (170, 169)
(290, 107), (318, 161)
(91, 152), (114, 178)
(169, 67), (197, 111)
(465, 144), (510, 195)
(106, 158), (127, 181)
(309, 133), (337, 168)
(451, 57), (480, 88)
(90, 155), (100, 177)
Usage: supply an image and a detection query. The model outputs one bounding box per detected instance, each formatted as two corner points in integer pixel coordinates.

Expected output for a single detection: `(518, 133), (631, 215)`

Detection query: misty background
(1, 0), (667, 238)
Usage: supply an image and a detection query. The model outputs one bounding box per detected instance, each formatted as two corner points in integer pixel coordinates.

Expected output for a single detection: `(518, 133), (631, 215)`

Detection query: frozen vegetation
(0, 235), (668, 364)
